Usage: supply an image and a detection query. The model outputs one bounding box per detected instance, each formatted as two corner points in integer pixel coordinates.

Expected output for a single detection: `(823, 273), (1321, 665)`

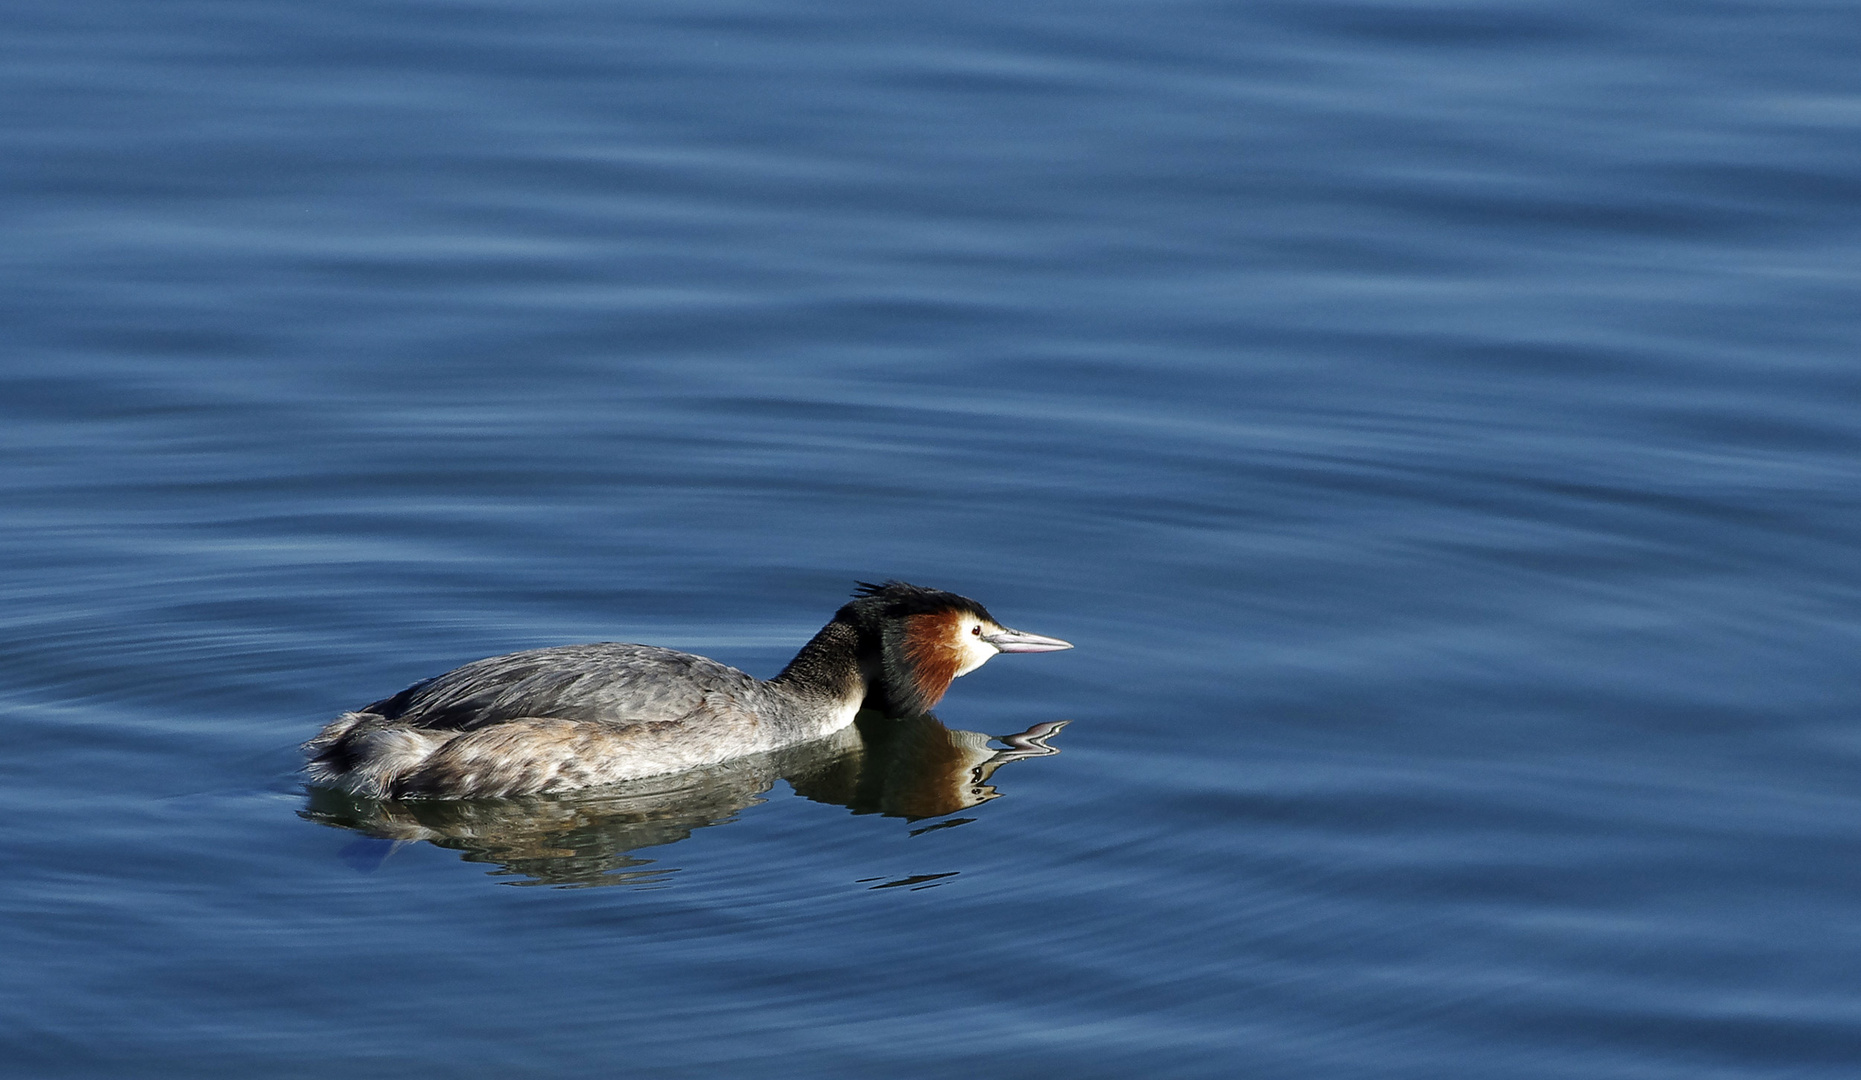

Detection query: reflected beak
(982, 627), (1074, 654)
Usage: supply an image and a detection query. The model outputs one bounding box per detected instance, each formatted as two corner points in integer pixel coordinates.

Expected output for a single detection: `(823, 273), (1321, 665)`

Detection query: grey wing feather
(363, 644), (761, 731)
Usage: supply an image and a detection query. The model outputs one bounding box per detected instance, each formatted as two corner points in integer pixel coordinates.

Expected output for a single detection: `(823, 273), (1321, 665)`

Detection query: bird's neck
(772, 615), (952, 717)
(771, 618), (874, 707)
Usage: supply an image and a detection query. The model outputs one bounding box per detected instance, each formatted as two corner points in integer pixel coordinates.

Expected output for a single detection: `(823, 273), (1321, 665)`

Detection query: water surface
(4, 0), (1861, 1076)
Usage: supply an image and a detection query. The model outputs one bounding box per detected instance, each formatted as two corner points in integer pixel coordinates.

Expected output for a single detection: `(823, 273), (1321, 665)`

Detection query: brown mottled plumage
(305, 581), (1072, 799)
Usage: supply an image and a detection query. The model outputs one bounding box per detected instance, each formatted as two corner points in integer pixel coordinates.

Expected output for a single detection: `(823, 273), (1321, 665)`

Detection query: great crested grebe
(304, 581), (1072, 799)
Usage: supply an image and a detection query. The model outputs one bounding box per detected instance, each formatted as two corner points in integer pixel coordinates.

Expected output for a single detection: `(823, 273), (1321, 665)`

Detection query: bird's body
(305, 581), (1070, 799)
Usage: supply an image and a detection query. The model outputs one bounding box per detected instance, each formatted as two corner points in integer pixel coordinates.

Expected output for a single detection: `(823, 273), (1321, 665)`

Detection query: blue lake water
(4, 0), (1861, 1075)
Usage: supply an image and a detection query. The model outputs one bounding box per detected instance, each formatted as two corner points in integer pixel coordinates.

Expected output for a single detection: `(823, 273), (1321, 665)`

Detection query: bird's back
(364, 643), (764, 731)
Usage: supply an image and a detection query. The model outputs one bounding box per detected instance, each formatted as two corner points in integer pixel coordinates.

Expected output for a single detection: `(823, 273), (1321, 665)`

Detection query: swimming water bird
(304, 581), (1072, 799)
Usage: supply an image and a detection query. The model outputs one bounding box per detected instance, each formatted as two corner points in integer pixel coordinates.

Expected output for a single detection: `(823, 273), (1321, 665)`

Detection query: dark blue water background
(4, 1), (1860, 1076)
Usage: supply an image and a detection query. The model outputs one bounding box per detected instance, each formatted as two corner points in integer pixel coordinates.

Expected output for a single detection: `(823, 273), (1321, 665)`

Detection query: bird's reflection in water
(301, 714), (1067, 887)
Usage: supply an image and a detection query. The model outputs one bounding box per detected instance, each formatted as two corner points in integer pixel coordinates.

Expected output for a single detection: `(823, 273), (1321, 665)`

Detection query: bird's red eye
(972, 625), (982, 636)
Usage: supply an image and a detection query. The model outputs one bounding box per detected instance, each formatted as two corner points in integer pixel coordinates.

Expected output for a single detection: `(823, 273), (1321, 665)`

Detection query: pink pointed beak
(982, 627), (1074, 654)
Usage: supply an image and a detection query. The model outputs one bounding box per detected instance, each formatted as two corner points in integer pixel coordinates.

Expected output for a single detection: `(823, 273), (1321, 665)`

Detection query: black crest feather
(850, 580), (992, 621)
